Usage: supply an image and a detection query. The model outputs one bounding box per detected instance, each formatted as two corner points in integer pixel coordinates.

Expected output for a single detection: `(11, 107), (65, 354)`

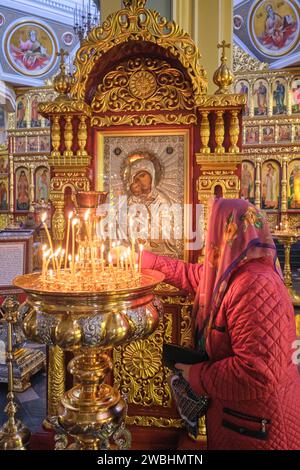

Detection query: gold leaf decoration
(91, 57), (195, 113)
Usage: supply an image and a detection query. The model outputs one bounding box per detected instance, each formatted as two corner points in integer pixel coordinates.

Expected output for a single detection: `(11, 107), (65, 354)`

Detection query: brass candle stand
(13, 270), (164, 450)
(0, 297), (31, 450)
(272, 229), (300, 305)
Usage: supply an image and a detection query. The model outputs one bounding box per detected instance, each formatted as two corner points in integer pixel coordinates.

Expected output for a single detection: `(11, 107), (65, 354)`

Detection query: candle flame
(84, 209), (90, 222)
(101, 244), (105, 253)
(41, 212), (47, 223)
(68, 211), (73, 220)
(139, 244), (144, 253)
(108, 253), (112, 264)
(72, 218), (79, 226)
(42, 244), (48, 251)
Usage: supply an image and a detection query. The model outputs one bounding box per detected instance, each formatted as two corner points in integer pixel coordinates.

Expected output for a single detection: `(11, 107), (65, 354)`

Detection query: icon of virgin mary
(125, 153), (178, 256)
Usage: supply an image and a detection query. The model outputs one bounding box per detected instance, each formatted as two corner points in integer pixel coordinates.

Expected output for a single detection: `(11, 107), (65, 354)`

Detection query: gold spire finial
(53, 48), (72, 97)
(213, 41), (234, 95)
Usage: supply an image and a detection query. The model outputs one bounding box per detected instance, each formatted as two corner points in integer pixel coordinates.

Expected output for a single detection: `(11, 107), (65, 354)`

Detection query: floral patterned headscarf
(195, 198), (282, 340)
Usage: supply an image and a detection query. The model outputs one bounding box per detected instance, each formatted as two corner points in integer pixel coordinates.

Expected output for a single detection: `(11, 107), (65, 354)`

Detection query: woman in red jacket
(142, 197), (300, 450)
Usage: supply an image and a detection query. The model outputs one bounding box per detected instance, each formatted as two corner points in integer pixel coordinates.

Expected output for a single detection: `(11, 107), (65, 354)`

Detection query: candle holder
(272, 227), (300, 305)
(13, 269), (164, 450)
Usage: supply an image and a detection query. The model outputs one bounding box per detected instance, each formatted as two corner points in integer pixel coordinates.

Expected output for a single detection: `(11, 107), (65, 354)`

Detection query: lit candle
(101, 243), (105, 272)
(41, 213), (54, 258)
(138, 244), (144, 274)
(42, 249), (51, 281)
(54, 247), (61, 277)
(64, 212), (73, 269)
(72, 218), (79, 273)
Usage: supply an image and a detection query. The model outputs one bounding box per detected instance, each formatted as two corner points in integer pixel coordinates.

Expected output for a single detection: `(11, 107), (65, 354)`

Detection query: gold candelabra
(13, 191), (165, 450)
(272, 224), (300, 306)
(0, 298), (31, 450)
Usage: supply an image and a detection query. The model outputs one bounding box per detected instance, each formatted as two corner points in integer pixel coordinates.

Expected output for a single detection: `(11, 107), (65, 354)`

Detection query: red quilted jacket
(143, 252), (300, 450)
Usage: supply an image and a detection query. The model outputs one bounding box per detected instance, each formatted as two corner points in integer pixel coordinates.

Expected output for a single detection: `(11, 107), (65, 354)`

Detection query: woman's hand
(175, 363), (192, 381)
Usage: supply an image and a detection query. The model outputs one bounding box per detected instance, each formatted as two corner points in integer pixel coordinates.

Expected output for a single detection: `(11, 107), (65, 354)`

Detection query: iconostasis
(234, 67), (300, 230)
(0, 87), (53, 229)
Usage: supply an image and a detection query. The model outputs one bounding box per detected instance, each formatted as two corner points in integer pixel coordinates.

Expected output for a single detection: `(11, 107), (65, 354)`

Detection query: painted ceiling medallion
(4, 20), (58, 77)
(249, 0), (300, 58)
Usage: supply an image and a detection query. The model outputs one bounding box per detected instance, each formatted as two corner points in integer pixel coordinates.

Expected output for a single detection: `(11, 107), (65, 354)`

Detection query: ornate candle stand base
(14, 270), (164, 450)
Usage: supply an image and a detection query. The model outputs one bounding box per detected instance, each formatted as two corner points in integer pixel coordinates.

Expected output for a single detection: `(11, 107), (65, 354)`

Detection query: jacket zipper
(223, 407), (271, 434)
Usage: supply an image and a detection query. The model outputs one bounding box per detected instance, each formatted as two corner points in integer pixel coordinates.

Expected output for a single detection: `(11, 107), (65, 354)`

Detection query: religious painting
(39, 135), (50, 152)
(278, 124), (292, 142)
(233, 15), (244, 31)
(241, 161), (255, 203)
(288, 160), (300, 209)
(249, 0), (300, 57)
(30, 95), (41, 127)
(35, 166), (50, 203)
(0, 154), (8, 174)
(62, 31), (74, 46)
(262, 125), (275, 143)
(15, 167), (30, 211)
(253, 79), (268, 116)
(27, 136), (38, 153)
(291, 78), (300, 113)
(272, 78), (287, 114)
(262, 161), (280, 210)
(245, 126), (259, 145)
(15, 136), (26, 154)
(0, 177), (8, 212)
(16, 96), (27, 128)
(4, 20), (58, 77)
(97, 131), (189, 259)
(294, 124), (300, 142)
(235, 80), (250, 115)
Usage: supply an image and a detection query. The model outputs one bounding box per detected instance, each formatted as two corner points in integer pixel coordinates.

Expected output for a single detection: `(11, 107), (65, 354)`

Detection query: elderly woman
(142, 198), (300, 450)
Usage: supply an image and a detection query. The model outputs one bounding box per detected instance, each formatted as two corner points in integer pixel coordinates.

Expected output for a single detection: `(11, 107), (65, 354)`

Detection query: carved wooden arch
(71, 0), (208, 104)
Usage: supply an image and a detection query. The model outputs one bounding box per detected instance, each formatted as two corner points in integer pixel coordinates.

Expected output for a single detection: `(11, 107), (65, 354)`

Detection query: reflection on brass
(46, 346), (66, 420)
(14, 270), (164, 450)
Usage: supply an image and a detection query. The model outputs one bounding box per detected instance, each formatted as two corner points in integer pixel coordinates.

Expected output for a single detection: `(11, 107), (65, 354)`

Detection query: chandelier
(74, 0), (101, 44)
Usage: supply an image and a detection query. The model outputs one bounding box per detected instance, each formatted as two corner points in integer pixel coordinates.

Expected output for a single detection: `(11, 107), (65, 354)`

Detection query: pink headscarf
(195, 198), (282, 340)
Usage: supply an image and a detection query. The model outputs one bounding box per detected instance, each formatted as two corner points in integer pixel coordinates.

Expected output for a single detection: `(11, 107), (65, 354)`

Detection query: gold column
(63, 115), (73, 157)
(255, 158), (262, 209)
(51, 196), (66, 243)
(9, 155), (14, 213)
(281, 157), (288, 214)
(172, 0), (193, 35)
(215, 111), (225, 154)
(200, 111), (210, 154)
(52, 116), (61, 158)
(287, 79), (292, 116)
(229, 110), (240, 153)
(77, 116), (88, 157)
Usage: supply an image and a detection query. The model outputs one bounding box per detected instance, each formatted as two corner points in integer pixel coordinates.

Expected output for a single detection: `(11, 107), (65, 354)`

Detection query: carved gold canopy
(71, 0), (208, 104)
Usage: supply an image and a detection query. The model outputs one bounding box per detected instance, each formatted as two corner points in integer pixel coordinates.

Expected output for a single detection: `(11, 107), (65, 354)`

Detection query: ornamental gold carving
(200, 112), (210, 154)
(113, 313), (173, 408)
(197, 94), (246, 109)
(233, 43), (269, 73)
(47, 346), (66, 417)
(72, 0), (207, 102)
(91, 113), (197, 127)
(91, 57), (194, 113)
(125, 416), (182, 428)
